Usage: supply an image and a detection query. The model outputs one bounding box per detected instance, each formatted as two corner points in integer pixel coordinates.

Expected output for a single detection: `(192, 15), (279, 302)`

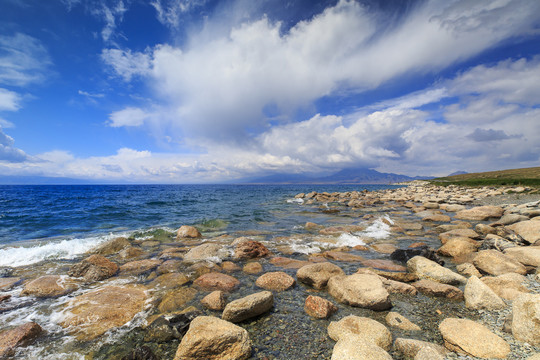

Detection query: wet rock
(150, 272), (190, 290)
(394, 338), (448, 359)
(269, 257), (310, 269)
(174, 316), (251, 360)
(176, 225), (202, 239)
(201, 290), (227, 311)
(21, 275), (78, 298)
(255, 271), (295, 292)
(407, 256), (466, 285)
(121, 346), (158, 360)
(327, 315), (392, 350)
(61, 285), (147, 340)
(455, 205), (504, 221)
(385, 312), (421, 331)
(412, 279), (463, 300)
(323, 250), (365, 262)
(144, 316), (179, 342)
(242, 262), (263, 274)
(194, 272), (240, 292)
(439, 318), (510, 358)
(473, 249), (527, 275)
(119, 259), (162, 276)
(504, 246), (540, 267)
(304, 295), (338, 319)
(481, 273), (530, 300)
(370, 243), (398, 254)
(94, 237), (130, 255)
(234, 240), (269, 259)
(512, 293), (540, 346)
(297, 262), (345, 290)
(0, 322), (43, 358)
(119, 246), (146, 260)
(222, 291), (274, 323)
(188, 262), (221, 279)
(439, 229), (481, 244)
(360, 259), (406, 272)
(0, 277), (21, 291)
(380, 277), (417, 295)
(331, 336), (392, 360)
(464, 276), (506, 310)
(508, 220), (540, 243)
(328, 274), (391, 310)
(183, 243), (224, 263)
(456, 262), (482, 278)
(391, 246), (445, 266)
(365, 268), (418, 282)
(0, 267), (14, 278)
(491, 213), (529, 226)
(156, 259), (183, 274)
(221, 261), (241, 272)
(68, 254), (118, 282)
(437, 237), (479, 258)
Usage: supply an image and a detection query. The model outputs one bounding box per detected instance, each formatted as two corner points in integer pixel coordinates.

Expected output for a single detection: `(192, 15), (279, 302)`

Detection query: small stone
(456, 262), (482, 278)
(201, 290), (227, 311)
(255, 272), (295, 292)
(385, 312), (421, 331)
(394, 338), (448, 359)
(221, 261), (241, 272)
(242, 262), (263, 274)
(193, 272), (240, 292)
(222, 291), (274, 323)
(176, 225), (201, 239)
(304, 295), (337, 319)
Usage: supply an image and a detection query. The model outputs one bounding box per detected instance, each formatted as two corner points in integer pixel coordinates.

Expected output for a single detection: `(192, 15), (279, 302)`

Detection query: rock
(328, 315), (392, 350)
(512, 293), (540, 346)
(331, 336), (392, 360)
(476, 223), (497, 235)
(21, 275), (78, 298)
(0, 322), (43, 358)
(414, 347), (444, 360)
(234, 241), (269, 259)
(407, 256), (466, 285)
(183, 243), (224, 263)
(412, 279), (463, 300)
(464, 276), (506, 310)
(437, 237), (479, 258)
(508, 220), (540, 243)
(242, 262), (263, 274)
(176, 225), (201, 239)
(504, 246), (540, 267)
(269, 257), (310, 269)
(221, 261), (241, 272)
(491, 213), (529, 226)
(323, 251), (365, 262)
(156, 259), (183, 274)
(255, 272), (295, 292)
(122, 346), (158, 360)
(119, 246), (145, 260)
(385, 312), (421, 331)
(119, 259), (162, 275)
(297, 262), (345, 290)
(495, 226), (529, 245)
(0, 267), (14, 278)
(193, 272), (240, 292)
(473, 250), (527, 275)
(304, 295), (338, 319)
(391, 246), (445, 266)
(422, 214), (451, 222)
(0, 277), (21, 291)
(378, 276), (418, 295)
(222, 291), (274, 323)
(305, 222), (321, 230)
(68, 254), (118, 282)
(61, 285), (147, 340)
(481, 273), (530, 300)
(365, 268), (418, 283)
(455, 206), (504, 221)
(201, 290), (227, 311)
(439, 229), (480, 244)
(439, 318), (510, 358)
(527, 354), (540, 360)
(394, 338), (448, 359)
(327, 274), (391, 310)
(94, 237), (130, 255)
(480, 234), (518, 251)
(370, 243), (398, 254)
(174, 316), (251, 360)
(158, 287), (198, 313)
(360, 259), (406, 272)
(456, 262), (482, 278)
(441, 204), (466, 212)
(150, 272), (190, 290)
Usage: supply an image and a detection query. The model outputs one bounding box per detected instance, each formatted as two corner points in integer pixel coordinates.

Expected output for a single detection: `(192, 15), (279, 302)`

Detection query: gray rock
(222, 291), (273, 323)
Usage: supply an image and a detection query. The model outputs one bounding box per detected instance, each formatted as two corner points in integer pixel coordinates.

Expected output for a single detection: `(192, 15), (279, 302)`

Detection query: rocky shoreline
(0, 182), (539, 359)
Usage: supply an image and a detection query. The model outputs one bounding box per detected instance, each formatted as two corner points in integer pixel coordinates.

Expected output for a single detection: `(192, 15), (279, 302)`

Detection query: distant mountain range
(241, 167), (433, 184)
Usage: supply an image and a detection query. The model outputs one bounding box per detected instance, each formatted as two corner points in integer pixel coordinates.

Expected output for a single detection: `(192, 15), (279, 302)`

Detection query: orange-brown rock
(158, 287), (198, 313)
(21, 275), (78, 298)
(193, 272), (240, 292)
(323, 251), (364, 262)
(221, 261), (241, 272)
(119, 259), (162, 276)
(304, 295), (337, 319)
(0, 322), (43, 358)
(243, 262), (263, 274)
(176, 225), (202, 239)
(234, 241), (269, 260)
(0, 277), (21, 291)
(255, 272), (295, 292)
(412, 279), (463, 300)
(201, 290), (227, 311)
(370, 244), (398, 254)
(68, 254), (118, 282)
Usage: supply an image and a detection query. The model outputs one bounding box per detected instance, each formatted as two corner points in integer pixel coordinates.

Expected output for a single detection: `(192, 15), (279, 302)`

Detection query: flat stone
(464, 276), (506, 310)
(328, 315), (392, 350)
(328, 274), (391, 310)
(455, 206), (504, 221)
(439, 318), (510, 358)
(412, 279), (463, 300)
(370, 244), (398, 254)
(323, 251), (365, 262)
(21, 275), (78, 298)
(193, 272), (240, 292)
(439, 229), (481, 244)
(481, 273), (530, 300)
(174, 316), (251, 360)
(385, 312), (421, 331)
(407, 256), (466, 285)
(508, 220), (540, 243)
(150, 272), (190, 290)
(0, 322), (43, 358)
(504, 246), (540, 267)
(331, 336), (392, 360)
(255, 272), (295, 292)
(222, 291), (274, 323)
(304, 295), (338, 319)
(422, 214), (451, 222)
(437, 237), (479, 258)
(473, 250), (527, 275)
(119, 259), (161, 275)
(297, 262), (345, 290)
(512, 293), (540, 346)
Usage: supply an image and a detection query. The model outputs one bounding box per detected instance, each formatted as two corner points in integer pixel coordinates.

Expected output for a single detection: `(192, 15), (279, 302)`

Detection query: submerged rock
(0, 322), (43, 358)
(21, 275), (78, 298)
(158, 287), (198, 313)
(119, 259), (162, 276)
(201, 290), (227, 311)
(94, 237), (130, 255)
(193, 272), (240, 292)
(68, 254), (118, 282)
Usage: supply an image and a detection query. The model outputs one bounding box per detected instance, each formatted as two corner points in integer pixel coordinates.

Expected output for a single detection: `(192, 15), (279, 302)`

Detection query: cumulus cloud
(467, 128), (522, 142)
(108, 107), (152, 127)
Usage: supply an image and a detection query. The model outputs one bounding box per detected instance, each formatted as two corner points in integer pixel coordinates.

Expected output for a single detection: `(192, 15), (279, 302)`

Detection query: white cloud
(0, 127), (29, 163)
(0, 33), (52, 87)
(0, 88), (21, 111)
(92, 0), (128, 43)
(78, 90), (105, 99)
(108, 107), (151, 127)
(151, 0), (208, 29)
(101, 48), (151, 81)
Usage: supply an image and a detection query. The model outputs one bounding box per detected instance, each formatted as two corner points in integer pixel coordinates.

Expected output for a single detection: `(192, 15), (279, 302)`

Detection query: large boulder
(327, 315), (392, 350)
(176, 225), (202, 239)
(61, 285), (147, 340)
(331, 336), (392, 360)
(439, 318), (510, 358)
(0, 322), (43, 358)
(504, 246), (540, 267)
(473, 250), (527, 276)
(183, 243), (226, 263)
(174, 316), (251, 360)
(297, 262), (345, 290)
(234, 241), (269, 259)
(512, 293), (540, 346)
(455, 206), (504, 221)
(327, 274), (391, 310)
(68, 254), (118, 282)
(255, 272), (295, 292)
(222, 291), (274, 323)
(21, 275), (78, 298)
(508, 220), (540, 243)
(481, 273), (530, 300)
(193, 272), (240, 292)
(464, 276), (506, 310)
(407, 256), (466, 285)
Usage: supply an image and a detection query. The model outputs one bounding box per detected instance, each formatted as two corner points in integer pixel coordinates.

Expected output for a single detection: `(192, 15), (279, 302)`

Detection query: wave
(357, 215), (392, 240)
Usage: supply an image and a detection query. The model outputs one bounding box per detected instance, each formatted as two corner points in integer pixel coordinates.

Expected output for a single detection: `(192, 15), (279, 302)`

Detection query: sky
(1, 0), (540, 183)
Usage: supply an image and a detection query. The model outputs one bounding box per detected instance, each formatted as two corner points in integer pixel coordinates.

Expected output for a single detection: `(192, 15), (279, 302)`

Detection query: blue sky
(1, 0), (539, 183)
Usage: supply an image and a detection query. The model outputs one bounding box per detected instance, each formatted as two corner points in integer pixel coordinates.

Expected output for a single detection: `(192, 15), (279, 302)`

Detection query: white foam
(0, 235), (112, 267)
(286, 198), (304, 204)
(357, 216), (392, 240)
(336, 233), (367, 247)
